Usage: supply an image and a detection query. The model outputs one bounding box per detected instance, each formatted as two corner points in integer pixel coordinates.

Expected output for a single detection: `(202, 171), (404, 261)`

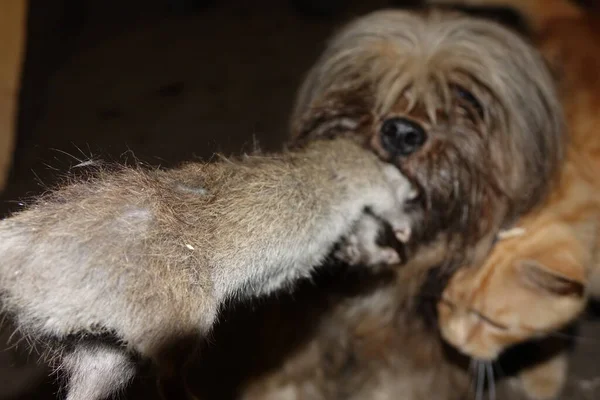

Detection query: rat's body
(0, 138), (414, 400)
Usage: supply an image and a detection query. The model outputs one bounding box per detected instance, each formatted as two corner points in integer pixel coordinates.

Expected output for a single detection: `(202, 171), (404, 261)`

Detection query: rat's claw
(394, 225), (411, 243)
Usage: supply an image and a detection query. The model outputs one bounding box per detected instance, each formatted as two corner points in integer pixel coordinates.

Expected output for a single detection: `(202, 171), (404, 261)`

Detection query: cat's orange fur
(439, 149), (598, 356)
(435, 1), (600, 399)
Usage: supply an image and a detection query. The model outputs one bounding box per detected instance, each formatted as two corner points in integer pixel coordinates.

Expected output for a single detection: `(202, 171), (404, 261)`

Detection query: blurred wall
(0, 0), (27, 192)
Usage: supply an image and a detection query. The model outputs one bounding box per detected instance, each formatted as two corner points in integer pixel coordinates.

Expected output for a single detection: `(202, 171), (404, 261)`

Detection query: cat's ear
(519, 259), (585, 297)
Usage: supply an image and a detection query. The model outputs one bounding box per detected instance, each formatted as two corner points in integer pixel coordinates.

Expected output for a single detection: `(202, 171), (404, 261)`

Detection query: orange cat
(439, 147), (599, 398)
(433, 1), (600, 399)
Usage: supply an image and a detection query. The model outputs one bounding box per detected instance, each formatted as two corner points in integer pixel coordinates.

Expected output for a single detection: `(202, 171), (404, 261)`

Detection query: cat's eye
(471, 309), (509, 331)
(453, 85), (484, 120)
(520, 260), (585, 297)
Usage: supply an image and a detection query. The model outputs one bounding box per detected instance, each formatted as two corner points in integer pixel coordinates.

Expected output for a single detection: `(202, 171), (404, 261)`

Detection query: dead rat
(0, 137), (415, 400)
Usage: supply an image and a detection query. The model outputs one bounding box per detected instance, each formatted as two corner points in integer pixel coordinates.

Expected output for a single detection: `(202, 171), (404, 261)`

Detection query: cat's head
(437, 223), (587, 360)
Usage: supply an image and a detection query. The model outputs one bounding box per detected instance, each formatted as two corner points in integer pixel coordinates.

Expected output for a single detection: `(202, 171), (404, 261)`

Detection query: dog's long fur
(180, 8), (566, 400)
(0, 137), (416, 400)
(290, 9), (563, 265)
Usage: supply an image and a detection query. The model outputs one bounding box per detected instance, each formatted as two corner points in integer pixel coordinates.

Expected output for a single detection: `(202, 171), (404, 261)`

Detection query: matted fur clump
(290, 8), (564, 266)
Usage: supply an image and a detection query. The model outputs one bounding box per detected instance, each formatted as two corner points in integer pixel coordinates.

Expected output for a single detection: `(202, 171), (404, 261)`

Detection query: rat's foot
(335, 213), (407, 266)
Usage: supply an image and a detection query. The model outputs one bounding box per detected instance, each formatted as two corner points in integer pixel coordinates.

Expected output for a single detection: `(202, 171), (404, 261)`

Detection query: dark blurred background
(2, 0), (417, 216)
(0, 1), (598, 399)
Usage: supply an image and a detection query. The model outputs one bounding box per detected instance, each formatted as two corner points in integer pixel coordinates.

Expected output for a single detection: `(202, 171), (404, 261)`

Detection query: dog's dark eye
(454, 86), (484, 120)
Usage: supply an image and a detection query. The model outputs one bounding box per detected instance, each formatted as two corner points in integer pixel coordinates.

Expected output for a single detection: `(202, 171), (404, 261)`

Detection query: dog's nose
(380, 118), (427, 156)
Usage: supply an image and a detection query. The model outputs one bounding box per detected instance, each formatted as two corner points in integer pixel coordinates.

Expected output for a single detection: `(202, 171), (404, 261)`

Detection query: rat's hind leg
(62, 342), (137, 400)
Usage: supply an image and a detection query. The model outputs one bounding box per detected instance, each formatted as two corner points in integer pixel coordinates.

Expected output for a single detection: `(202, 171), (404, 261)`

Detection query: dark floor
(0, 1), (598, 399)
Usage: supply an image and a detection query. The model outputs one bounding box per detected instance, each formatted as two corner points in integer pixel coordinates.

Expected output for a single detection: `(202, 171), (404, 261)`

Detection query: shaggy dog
(186, 7), (567, 400)
(289, 7), (563, 269)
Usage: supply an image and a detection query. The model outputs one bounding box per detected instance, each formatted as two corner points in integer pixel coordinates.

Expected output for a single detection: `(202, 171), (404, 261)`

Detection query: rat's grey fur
(0, 137), (414, 400)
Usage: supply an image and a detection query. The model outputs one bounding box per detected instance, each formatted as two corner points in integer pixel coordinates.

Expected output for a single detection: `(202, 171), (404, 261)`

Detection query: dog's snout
(380, 118), (427, 156)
